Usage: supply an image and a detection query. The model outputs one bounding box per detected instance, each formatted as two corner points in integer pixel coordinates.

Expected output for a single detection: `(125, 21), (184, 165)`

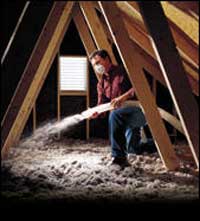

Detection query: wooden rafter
(98, 1), (179, 170)
(73, 5), (100, 81)
(138, 2), (199, 168)
(73, 5), (96, 58)
(169, 1), (199, 19)
(1, 2), (75, 158)
(79, 1), (117, 65)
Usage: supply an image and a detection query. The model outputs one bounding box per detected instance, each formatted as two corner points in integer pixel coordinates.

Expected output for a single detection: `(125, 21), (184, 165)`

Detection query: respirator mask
(94, 64), (106, 75)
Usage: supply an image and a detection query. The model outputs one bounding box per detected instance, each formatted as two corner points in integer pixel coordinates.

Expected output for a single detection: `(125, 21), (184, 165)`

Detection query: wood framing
(57, 52), (61, 122)
(79, 1), (117, 65)
(94, 2), (199, 96)
(96, 3), (186, 136)
(138, 2), (199, 168)
(1, 2), (75, 158)
(125, 100), (184, 135)
(125, 18), (199, 96)
(73, 6), (100, 81)
(169, 1), (199, 19)
(73, 6), (97, 58)
(57, 54), (90, 139)
(158, 108), (184, 135)
(122, 10), (199, 95)
(121, 1), (199, 67)
(86, 60), (90, 140)
(1, 2), (30, 65)
(99, 1), (179, 170)
(33, 103), (36, 132)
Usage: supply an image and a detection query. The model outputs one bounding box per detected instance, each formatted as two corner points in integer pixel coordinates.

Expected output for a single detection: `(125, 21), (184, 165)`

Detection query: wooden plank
(1, 2), (30, 64)
(33, 103), (36, 132)
(73, 6), (100, 81)
(86, 61), (90, 140)
(57, 52), (61, 122)
(169, 1), (199, 19)
(99, 1), (179, 170)
(79, 1), (117, 65)
(60, 91), (87, 96)
(158, 108), (184, 135)
(152, 78), (157, 98)
(1, 2), (75, 158)
(125, 100), (184, 135)
(73, 6), (96, 58)
(138, 2), (199, 169)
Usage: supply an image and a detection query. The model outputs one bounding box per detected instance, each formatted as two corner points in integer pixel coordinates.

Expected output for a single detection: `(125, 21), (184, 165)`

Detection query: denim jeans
(109, 106), (148, 158)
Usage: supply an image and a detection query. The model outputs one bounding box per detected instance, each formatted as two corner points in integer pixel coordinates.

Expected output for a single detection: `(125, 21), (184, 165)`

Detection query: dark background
(1, 2), (185, 142)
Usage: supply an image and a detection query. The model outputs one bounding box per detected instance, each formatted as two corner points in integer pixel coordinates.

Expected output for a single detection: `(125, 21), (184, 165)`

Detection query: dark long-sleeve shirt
(97, 64), (135, 105)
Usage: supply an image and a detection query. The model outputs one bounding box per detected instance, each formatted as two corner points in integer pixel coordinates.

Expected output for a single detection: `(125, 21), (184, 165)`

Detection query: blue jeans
(109, 106), (149, 158)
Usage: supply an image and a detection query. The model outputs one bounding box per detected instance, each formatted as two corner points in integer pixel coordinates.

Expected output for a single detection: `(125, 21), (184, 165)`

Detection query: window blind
(59, 56), (88, 91)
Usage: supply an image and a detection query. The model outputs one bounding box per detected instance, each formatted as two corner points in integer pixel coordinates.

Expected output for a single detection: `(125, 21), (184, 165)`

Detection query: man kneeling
(89, 49), (157, 168)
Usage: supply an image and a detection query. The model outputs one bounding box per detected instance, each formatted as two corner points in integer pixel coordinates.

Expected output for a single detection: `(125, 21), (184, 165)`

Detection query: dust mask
(94, 64), (106, 75)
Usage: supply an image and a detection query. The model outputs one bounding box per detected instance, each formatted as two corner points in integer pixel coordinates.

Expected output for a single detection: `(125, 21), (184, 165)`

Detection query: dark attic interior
(1, 2), (199, 209)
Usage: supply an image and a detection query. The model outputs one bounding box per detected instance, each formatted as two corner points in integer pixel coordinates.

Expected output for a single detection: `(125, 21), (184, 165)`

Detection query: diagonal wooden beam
(125, 100), (184, 135)
(73, 6), (96, 59)
(98, 1), (179, 170)
(79, 1), (117, 65)
(73, 5), (100, 81)
(1, 2), (75, 158)
(138, 2), (199, 169)
(169, 1), (199, 19)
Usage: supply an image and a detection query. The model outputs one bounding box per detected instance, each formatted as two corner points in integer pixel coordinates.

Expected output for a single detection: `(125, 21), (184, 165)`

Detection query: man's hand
(89, 112), (99, 119)
(111, 97), (124, 109)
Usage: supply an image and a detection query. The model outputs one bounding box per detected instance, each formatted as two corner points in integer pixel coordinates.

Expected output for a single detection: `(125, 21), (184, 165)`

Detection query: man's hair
(89, 49), (112, 62)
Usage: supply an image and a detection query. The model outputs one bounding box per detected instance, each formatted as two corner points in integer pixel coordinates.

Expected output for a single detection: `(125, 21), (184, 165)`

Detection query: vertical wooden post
(86, 60), (90, 140)
(33, 103), (36, 132)
(57, 52), (61, 122)
(138, 2), (199, 168)
(99, 1), (179, 170)
(56, 52), (61, 140)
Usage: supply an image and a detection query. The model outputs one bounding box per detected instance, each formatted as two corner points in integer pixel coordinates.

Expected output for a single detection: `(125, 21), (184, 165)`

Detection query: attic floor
(1, 137), (199, 207)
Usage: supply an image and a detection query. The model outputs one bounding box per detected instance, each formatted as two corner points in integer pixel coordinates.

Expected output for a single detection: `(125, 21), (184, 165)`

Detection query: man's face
(91, 55), (111, 73)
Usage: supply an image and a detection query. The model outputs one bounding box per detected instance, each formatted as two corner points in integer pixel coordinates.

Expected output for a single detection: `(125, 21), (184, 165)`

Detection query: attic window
(59, 56), (88, 91)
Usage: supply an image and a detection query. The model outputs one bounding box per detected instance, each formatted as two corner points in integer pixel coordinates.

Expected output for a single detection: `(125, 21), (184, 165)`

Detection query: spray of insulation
(20, 102), (113, 146)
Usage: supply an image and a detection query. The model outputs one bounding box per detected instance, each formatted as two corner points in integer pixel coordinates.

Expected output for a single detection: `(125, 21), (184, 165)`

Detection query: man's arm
(90, 79), (106, 119)
(111, 88), (135, 109)
(97, 80), (104, 105)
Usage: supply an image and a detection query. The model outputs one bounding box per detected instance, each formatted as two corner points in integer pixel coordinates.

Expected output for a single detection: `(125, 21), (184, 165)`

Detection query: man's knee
(109, 110), (118, 123)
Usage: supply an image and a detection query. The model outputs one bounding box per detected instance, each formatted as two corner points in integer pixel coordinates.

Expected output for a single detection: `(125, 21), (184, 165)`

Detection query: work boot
(140, 139), (157, 154)
(110, 157), (131, 168)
